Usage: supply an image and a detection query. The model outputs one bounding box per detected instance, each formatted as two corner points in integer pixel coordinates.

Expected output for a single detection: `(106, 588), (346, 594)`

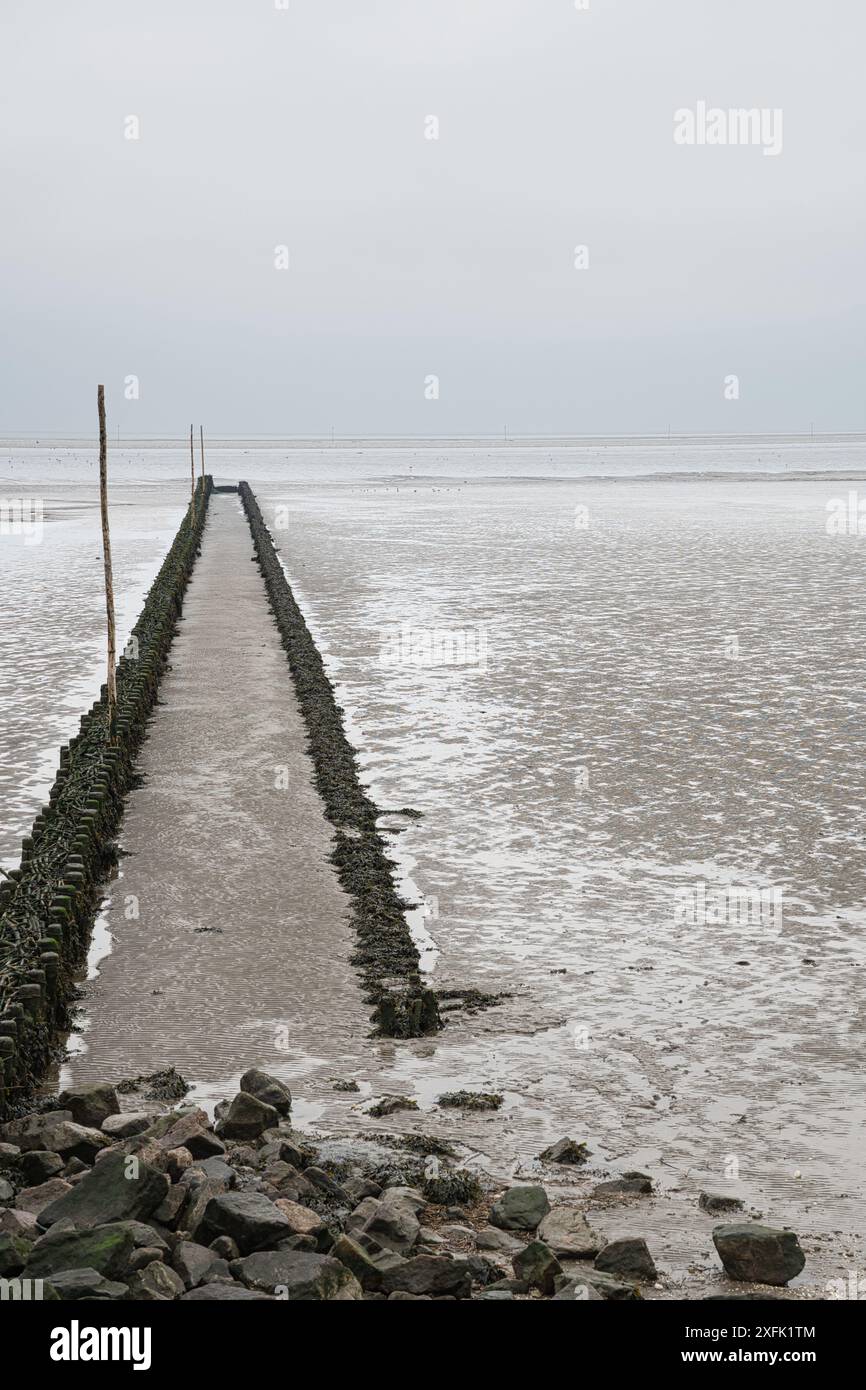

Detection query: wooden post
(97, 386), (117, 740)
(189, 423), (196, 513)
(199, 425), (205, 495)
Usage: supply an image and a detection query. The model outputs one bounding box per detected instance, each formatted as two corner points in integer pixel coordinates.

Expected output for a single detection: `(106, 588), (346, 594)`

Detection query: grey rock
(700, 1192), (745, 1215)
(239, 1069), (292, 1116)
(19, 1151), (64, 1185)
(0, 1231), (32, 1275)
(25, 1222), (136, 1279)
(0, 1143), (21, 1170)
(539, 1138), (591, 1166)
(128, 1246), (166, 1272)
(181, 1283), (271, 1300)
(552, 1278), (605, 1301)
(101, 1113), (152, 1140)
(198, 1191), (291, 1254)
(362, 1193), (421, 1253)
(48, 1267), (128, 1300)
(208, 1235), (240, 1260)
(182, 1157), (237, 1188)
(513, 1240), (563, 1295)
(593, 1174), (653, 1198)
(127, 1261), (186, 1300)
(37, 1151), (168, 1230)
(557, 1265), (640, 1300)
(474, 1226), (525, 1255)
(489, 1185), (551, 1232)
(156, 1112), (225, 1159)
(172, 1240), (219, 1289)
(538, 1207), (601, 1259)
(233, 1248), (362, 1299)
(58, 1084), (120, 1129)
(216, 1091), (279, 1141)
(379, 1255), (472, 1298)
(15, 1178), (73, 1218)
(0, 1177), (13, 1204)
(13, 1119), (106, 1164)
(0, 1111), (74, 1147)
(712, 1223), (806, 1286)
(595, 1237), (657, 1282)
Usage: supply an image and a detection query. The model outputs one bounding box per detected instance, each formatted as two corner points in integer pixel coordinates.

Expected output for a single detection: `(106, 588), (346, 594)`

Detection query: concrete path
(62, 494), (368, 1112)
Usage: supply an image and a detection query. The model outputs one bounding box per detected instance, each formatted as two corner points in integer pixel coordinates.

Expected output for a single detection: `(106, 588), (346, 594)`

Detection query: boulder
(182, 1157), (236, 1188)
(538, 1207), (600, 1259)
(512, 1240), (563, 1295)
(362, 1192), (421, 1254)
(233, 1248), (362, 1299)
(0, 1111), (73, 1146)
(699, 1192), (744, 1214)
(0, 1208), (38, 1238)
(101, 1113), (151, 1140)
(181, 1283), (271, 1300)
(474, 1226), (525, 1255)
(216, 1091), (278, 1141)
(127, 1261), (186, 1300)
(272, 1199), (324, 1239)
(330, 1233), (392, 1291)
(552, 1278), (605, 1301)
(15, 1178), (73, 1218)
(712, 1223), (805, 1286)
(9, 1118), (106, 1164)
(539, 1138), (591, 1166)
(595, 1237), (657, 1282)
(198, 1191), (291, 1254)
(239, 1069), (292, 1115)
(593, 1174), (653, 1197)
(0, 1231), (32, 1275)
(489, 1185), (550, 1232)
(379, 1254), (472, 1298)
(0, 1178), (13, 1204)
(36, 1151), (168, 1230)
(172, 1240), (219, 1290)
(156, 1112), (225, 1158)
(19, 1151), (64, 1185)
(0, 1143), (21, 1170)
(556, 1266), (640, 1300)
(25, 1222), (136, 1279)
(47, 1267), (128, 1300)
(58, 1084), (120, 1129)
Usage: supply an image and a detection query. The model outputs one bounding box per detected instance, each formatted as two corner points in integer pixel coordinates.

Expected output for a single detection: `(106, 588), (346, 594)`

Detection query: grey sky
(1, 0), (863, 436)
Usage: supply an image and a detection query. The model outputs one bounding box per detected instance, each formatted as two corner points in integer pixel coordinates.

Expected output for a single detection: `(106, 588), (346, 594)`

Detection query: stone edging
(0, 480), (213, 1117)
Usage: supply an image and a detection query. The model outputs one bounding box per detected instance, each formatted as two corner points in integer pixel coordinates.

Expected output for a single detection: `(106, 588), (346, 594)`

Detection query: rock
(0, 1111), (73, 1146)
(362, 1193), (421, 1253)
(258, 1137), (310, 1170)
(539, 1138), (591, 1166)
(216, 1092), (279, 1141)
(183, 1157), (237, 1188)
(595, 1237), (657, 1282)
(489, 1185), (551, 1232)
(476, 1289), (516, 1300)
(101, 1113), (151, 1140)
(0, 1231), (32, 1275)
(330, 1233), (391, 1291)
(239, 1068), (292, 1116)
(58, 1083), (120, 1129)
(128, 1246), (165, 1271)
(513, 1240), (563, 1295)
(181, 1177), (232, 1238)
(0, 1143), (21, 1170)
(0, 1177), (13, 1204)
(48, 1267), (129, 1300)
(593, 1174), (653, 1197)
(172, 1240), (219, 1289)
(152, 1185), (186, 1228)
(164, 1148), (193, 1181)
(198, 1191), (292, 1254)
(474, 1226), (525, 1255)
(7, 1117), (107, 1164)
(0, 1208), (38, 1238)
(388, 1290), (430, 1300)
(208, 1235), (239, 1260)
(25, 1222), (136, 1279)
(700, 1192), (744, 1214)
(157, 1112), (225, 1158)
(367, 1095), (418, 1118)
(127, 1261), (186, 1300)
(712, 1223), (806, 1286)
(181, 1283), (272, 1300)
(379, 1255), (472, 1298)
(557, 1265), (640, 1300)
(37, 1151), (168, 1230)
(272, 1199), (325, 1239)
(63, 1158), (89, 1179)
(302, 1166), (347, 1199)
(15, 1178), (73, 1218)
(233, 1248), (362, 1299)
(538, 1206), (601, 1259)
(18, 1151), (64, 1185)
(552, 1278), (605, 1301)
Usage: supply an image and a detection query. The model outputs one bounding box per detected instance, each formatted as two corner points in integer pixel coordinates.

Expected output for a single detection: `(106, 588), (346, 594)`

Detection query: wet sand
(62, 495), (367, 1099)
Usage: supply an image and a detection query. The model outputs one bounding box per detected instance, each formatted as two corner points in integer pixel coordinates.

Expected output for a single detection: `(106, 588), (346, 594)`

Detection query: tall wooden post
(199, 425), (205, 494)
(97, 386), (117, 740)
(189, 423), (196, 513)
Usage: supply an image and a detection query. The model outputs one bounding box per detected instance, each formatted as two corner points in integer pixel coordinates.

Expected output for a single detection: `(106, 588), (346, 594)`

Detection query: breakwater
(238, 482), (440, 1038)
(0, 479), (213, 1117)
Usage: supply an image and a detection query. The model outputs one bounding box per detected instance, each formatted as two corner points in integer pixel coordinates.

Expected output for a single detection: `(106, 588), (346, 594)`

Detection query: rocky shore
(0, 1068), (808, 1301)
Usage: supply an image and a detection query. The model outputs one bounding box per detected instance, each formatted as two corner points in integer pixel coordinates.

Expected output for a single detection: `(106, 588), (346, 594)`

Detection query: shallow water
(2, 436), (865, 1293)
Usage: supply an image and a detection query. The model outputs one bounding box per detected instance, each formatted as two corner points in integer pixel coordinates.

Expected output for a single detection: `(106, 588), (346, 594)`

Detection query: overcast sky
(1, 0), (863, 436)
